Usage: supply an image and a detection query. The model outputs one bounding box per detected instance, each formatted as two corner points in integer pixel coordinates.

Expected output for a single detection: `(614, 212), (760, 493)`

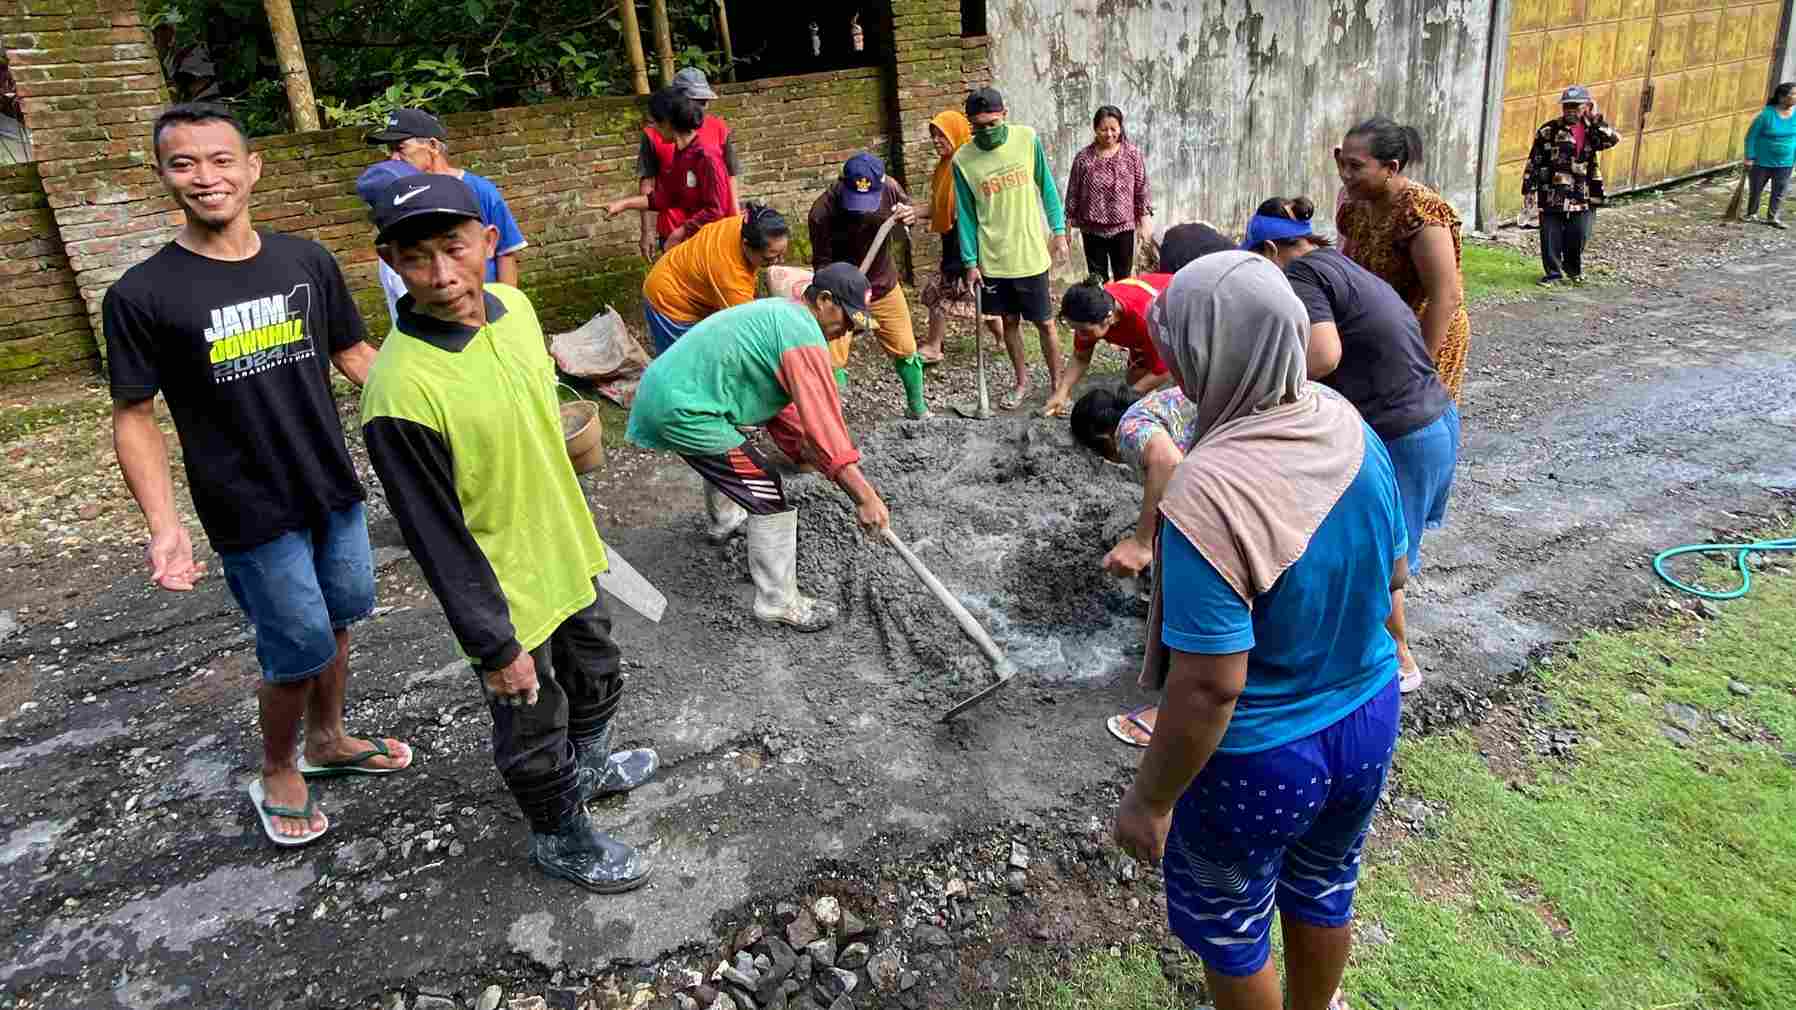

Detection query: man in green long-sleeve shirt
(952, 87), (1068, 409)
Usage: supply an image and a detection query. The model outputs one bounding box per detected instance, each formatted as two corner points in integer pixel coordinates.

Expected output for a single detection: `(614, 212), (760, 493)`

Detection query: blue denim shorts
(218, 502), (375, 684)
(1383, 404), (1460, 576)
(1162, 675), (1401, 977)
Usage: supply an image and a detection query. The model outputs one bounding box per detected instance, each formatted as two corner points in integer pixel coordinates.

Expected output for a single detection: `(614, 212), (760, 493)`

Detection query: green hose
(1651, 537), (1796, 600)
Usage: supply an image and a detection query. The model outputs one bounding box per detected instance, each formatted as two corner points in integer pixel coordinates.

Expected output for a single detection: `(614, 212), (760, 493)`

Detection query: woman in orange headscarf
(917, 109), (1001, 364)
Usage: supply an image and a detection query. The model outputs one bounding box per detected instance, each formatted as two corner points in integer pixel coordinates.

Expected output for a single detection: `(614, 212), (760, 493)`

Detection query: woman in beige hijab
(1113, 253), (1408, 1010)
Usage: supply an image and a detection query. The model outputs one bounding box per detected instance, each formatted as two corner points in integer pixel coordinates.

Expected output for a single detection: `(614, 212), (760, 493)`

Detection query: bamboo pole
(716, 0), (735, 81)
(617, 0), (651, 95)
(648, 0), (675, 86)
(261, 0), (320, 131)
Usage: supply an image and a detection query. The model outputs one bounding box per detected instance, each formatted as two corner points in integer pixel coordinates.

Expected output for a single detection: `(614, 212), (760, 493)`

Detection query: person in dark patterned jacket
(1522, 84), (1621, 286)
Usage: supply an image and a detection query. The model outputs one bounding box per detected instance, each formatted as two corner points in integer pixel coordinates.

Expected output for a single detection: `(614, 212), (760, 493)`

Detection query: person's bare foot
(261, 766), (327, 839)
(304, 734), (412, 772)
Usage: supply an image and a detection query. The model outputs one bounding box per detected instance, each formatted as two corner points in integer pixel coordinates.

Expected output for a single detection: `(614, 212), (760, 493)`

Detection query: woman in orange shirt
(638, 204), (791, 354)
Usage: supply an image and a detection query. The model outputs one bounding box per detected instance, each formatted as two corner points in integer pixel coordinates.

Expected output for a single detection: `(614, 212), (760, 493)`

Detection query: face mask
(973, 123), (1008, 150)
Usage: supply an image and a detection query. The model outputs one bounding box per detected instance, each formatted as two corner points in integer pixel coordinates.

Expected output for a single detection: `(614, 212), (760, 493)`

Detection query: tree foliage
(143, 0), (730, 134)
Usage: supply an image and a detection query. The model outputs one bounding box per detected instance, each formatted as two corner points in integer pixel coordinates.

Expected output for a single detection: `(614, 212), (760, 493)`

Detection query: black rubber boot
(574, 738), (660, 802)
(570, 688), (659, 803)
(528, 811), (653, 894)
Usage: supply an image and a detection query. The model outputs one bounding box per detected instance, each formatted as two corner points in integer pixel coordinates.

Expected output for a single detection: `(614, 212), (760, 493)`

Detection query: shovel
(951, 281), (993, 420)
(879, 527), (1014, 721)
(596, 544), (667, 623)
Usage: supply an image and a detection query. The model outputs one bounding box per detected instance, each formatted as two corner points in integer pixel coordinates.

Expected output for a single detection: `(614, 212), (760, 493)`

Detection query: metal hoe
(880, 527), (1014, 721)
(951, 281), (993, 420)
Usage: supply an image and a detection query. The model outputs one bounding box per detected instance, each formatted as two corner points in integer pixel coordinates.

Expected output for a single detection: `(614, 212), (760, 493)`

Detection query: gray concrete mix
(2, 236), (1794, 1008)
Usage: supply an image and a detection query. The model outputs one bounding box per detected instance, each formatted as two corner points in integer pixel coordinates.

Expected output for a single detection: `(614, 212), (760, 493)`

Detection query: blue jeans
(1163, 675), (1401, 976)
(218, 503), (374, 684)
(1383, 404), (1460, 575)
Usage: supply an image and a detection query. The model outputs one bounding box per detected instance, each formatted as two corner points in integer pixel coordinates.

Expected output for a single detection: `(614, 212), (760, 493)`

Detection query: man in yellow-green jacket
(359, 173), (656, 895)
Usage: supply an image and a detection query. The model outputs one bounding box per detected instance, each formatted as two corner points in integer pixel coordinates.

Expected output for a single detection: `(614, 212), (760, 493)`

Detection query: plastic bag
(549, 306), (649, 382)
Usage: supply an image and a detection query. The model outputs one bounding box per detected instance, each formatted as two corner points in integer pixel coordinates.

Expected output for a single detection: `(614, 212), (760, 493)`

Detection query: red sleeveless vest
(646, 116), (736, 238)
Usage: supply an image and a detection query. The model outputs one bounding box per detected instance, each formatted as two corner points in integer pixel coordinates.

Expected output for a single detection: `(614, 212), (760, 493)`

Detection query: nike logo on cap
(392, 185), (431, 206)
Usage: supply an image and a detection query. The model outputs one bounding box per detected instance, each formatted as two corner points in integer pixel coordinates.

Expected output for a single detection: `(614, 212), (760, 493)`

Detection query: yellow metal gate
(1495, 0), (1787, 220)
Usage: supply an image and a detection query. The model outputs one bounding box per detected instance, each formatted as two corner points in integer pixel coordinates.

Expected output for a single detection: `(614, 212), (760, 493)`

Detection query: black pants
(1082, 229), (1135, 281)
(1747, 165), (1792, 219)
(485, 582), (623, 833)
(1539, 209), (1592, 281)
(682, 441), (788, 514)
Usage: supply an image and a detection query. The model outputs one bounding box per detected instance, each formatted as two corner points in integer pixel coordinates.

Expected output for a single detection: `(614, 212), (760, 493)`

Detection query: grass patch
(1014, 945), (1194, 1010)
(0, 399), (110, 444)
(1461, 242), (1541, 302)
(1010, 559), (1796, 1010)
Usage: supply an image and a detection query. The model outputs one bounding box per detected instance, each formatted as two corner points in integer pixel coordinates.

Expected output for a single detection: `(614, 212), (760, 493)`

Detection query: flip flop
(1105, 705), (1156, 748)
(999, 389), (1027, 410)
(1399, 666), (1423, 694)
(1328, 989), (1351, 1010)
(298, 737), (412, 778)
(247, 780), (328, 848)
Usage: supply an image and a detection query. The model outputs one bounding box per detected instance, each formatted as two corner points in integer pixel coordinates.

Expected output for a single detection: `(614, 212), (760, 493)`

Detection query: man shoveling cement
(360, 173), (657, 894)
(626, 264), (893, 631)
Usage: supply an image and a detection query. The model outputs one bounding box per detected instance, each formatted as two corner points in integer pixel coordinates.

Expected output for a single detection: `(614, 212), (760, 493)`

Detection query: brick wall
(1, 0), (169, 382)
(247, 66), (891, 335)
(2, 0), (174, 355)
(3, 0), (964, 378)
(0, 162), (97, 381)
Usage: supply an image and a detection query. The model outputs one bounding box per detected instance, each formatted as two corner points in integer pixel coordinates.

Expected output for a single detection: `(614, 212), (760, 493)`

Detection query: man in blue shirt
(368, 108), (528, 286)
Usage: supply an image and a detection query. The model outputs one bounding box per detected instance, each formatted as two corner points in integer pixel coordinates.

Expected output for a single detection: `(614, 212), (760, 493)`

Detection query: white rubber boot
(704, 485), (748, 544)
(743, 510), (837, 632)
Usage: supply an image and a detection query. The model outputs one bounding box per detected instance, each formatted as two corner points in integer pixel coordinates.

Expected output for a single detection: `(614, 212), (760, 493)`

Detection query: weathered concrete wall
(985, 0), (1495, 237)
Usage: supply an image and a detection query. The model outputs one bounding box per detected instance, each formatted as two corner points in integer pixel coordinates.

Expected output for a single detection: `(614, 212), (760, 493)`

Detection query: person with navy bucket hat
(354, 159), (420, 327)
(807, 152), (932, 419)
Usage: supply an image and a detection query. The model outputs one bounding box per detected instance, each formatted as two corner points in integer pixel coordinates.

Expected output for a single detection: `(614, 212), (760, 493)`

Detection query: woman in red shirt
(1042, 272), (1174, 417)
(599, 89), (730, 252)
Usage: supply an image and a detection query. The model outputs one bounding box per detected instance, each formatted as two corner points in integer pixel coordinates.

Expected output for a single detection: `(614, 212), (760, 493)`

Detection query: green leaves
(158, 0), (729, 135)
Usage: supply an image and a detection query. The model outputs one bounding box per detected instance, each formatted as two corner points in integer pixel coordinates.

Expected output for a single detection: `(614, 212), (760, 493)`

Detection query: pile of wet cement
(779, 417), (1149, 688)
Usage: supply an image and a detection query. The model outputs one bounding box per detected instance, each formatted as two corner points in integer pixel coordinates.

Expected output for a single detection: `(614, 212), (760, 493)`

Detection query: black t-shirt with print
(1283, 247), (1451, 442)
(103, 231), (368, 553)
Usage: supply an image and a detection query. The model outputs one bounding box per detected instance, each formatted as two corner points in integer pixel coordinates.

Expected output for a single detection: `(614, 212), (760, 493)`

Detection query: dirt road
(2, 204), (1793, 1009)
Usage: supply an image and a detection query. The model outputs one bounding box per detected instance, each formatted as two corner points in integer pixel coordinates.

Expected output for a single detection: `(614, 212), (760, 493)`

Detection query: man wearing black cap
(368, 108), (528, 287)
(105, 103), (405, 850)
(633, 67), (741, 261)
(626, 264), (893, 632)
(951, 86), (1069, 409)
(807, 152), (931, 419)
(359, 173), (658, 893)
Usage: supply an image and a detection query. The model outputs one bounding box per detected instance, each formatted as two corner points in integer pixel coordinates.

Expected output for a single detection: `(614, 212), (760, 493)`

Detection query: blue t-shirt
(460, 170), (528, 281)
(1160, 425), (1405, 754)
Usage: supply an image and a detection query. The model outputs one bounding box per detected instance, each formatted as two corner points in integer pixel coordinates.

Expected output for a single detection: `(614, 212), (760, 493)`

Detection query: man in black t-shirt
(105, 103), (412, 849)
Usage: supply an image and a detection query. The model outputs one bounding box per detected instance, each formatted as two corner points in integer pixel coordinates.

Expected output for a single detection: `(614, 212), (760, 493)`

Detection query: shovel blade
(939, 671), (1015, 722)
